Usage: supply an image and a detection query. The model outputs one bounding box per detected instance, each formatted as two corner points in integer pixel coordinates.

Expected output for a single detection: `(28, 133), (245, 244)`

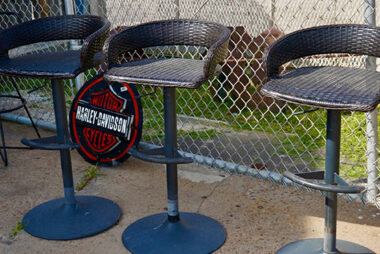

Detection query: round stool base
(122, 212), (226, 254)
(276, 238), (374, 254)
(22, 195), (121, 240)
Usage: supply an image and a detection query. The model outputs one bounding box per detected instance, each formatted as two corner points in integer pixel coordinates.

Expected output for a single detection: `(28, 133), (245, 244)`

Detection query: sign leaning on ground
(69, 74), (143, 166)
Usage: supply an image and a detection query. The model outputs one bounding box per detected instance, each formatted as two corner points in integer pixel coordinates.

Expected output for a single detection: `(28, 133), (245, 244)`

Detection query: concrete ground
(1, 121), (380, 254)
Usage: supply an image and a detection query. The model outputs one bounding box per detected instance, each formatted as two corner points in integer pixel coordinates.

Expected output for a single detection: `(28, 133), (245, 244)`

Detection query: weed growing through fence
(75, 163), (104, 191)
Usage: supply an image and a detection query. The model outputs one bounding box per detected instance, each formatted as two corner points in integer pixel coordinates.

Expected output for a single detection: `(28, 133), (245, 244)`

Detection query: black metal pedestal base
(276, 238), (375, 254)
(122, 212), (226, 254)
(22, 195), (121, 240)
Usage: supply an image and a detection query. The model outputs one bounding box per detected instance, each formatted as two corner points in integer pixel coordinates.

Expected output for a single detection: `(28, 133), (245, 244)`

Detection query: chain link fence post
(64, 0), (74, 15)
(64, 0), (84, 92)
(364, 0), (379, 204)
(174, 0), (180, 19)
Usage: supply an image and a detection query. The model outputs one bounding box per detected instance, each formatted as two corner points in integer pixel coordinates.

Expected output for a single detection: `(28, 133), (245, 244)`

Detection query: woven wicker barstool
(0, 15), (121, 240)
(103, 19), (230, 254)
(262, 24), (378, 254)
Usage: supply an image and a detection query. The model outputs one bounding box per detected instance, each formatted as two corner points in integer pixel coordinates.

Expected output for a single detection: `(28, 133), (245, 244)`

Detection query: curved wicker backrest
(0, 15), (110, 69)
(105, 19), (230, 77)
(265, 24), (380, 78)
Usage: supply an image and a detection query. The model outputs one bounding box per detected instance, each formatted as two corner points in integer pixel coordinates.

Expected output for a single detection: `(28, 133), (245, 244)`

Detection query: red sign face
(69, 74), (143, 166)
(81, 88), (125, 153)
(90, 89), (124, 112)
(83, 127), (119, 153)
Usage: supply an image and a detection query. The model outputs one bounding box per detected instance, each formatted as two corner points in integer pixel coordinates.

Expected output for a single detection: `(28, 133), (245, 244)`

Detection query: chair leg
(323, 109), (341, 253)
(0, 117), (8, 166)
(276, 110), (374, 254)
(51, 79), (75, 204)
(11, 78), (41, 138)
(164, 87), (180, 222)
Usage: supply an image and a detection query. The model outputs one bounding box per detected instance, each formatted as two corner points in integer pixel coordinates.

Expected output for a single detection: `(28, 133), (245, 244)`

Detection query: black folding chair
(0, 10), (40, 166)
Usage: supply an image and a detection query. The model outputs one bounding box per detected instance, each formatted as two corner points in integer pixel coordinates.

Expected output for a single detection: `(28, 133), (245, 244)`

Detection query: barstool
(262, 24), (377, 254)
(0, 15), (121, 240)
(103, 19), (230, 253)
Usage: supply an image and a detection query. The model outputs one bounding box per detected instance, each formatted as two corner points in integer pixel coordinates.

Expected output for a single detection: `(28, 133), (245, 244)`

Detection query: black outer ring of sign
(69, 73), (143, 167)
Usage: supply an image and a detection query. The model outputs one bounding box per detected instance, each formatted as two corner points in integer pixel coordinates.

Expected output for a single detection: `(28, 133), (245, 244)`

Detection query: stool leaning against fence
(103, 19), (230, 254)
(0, 14), (121, 240)
(262, 24), (379, 254)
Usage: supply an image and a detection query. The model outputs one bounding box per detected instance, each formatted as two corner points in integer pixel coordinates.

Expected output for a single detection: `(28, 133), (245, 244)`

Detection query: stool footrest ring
(129, 147), (193, 164)
(284, 171), (363, 193)
(21, 136), (80, 150)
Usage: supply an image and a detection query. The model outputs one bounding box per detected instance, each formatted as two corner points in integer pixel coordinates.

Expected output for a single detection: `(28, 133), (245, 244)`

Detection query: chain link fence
(1, 0), (380, 206)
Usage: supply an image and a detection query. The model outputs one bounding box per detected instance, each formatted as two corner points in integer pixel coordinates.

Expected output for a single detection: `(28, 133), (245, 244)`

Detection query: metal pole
(63, 0), (75, 16)
(164, 87), (180, 222)
(174, 0), (180, 19)
(51, 79), (76, 205)
(63, 0), (84, 92)
(323, 110), (341, 253)
(0, 118), (8, 166)
(364, 0), (378, 204)
(270, 0), (275, 27)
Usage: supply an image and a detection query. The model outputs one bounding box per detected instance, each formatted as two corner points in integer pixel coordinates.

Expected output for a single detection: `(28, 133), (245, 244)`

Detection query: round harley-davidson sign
(69, 74), (143, 166)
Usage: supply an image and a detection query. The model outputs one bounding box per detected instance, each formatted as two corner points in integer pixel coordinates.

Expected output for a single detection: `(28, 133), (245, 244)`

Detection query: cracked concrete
(1, 121), (380, 254)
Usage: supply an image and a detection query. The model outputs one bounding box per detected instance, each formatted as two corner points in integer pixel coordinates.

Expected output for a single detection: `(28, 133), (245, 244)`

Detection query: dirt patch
(0, 121), (379, 254)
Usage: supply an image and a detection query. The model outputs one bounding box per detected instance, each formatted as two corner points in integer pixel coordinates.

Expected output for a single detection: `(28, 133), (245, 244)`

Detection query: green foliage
(75, 164), (104, 191)
(339, 112), (377, 178)
(178, 129), (221, 140)
(8, 221), (24, 239)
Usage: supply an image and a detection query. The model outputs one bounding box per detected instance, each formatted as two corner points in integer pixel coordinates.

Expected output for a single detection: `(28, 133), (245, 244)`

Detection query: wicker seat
(0, 14), (121, 240)
(0, 51), (82, 78)
(263, 24), (377, 254)
(105, 58), (215, 88)
(104, 19), (230, 254)
(104, 19), (229, 87)
(0, 15), (108, 79)
(262, 24), (380, 111)
(264, 66), (380, 111)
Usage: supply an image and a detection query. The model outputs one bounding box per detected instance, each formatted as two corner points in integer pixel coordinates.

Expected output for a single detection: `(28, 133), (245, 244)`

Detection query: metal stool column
(165, 87), (180, 222)
(121, 87), (226, 254)
(324, 110), (340, 253)
(277, 110), (373, 254)
(52, 79), (75, 205)
(22, 79), (121, 240)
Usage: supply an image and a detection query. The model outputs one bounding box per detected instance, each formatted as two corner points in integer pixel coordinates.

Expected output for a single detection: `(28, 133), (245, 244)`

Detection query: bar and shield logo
(69, 74), (143, 166)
